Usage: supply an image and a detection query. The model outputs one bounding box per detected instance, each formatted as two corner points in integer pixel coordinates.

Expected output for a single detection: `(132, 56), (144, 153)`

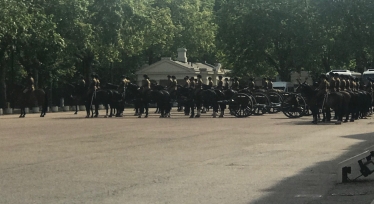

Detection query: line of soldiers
(316, 72), (373, 99)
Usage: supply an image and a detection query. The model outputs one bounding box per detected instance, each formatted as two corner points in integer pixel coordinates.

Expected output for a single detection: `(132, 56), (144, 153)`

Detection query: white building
(136, 48), (230, 86)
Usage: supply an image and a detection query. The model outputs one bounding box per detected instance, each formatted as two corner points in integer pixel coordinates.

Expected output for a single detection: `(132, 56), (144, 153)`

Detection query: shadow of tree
(249, 132), (374, 204)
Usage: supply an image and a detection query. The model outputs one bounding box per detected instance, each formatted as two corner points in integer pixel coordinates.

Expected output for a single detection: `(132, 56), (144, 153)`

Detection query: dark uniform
(183, 76), (190, 88)
(334, 74), (340, 92)
(207, 77), (213, 89)
(24, 74), (35, 93)
(189, 77), (195, 89)
(248, 78), (255, 91)
(168, 76), (178, 99)
(340, 77), (346, 91)
(166, 75), (172, 89)
(231, 78), (239, 90)
(88, 75), (98, 95)
(224, 78), (229, 90)
(329, 74), (336, 92)
(316, 75), (329, 100)
(216, 77), (223, 90)
(142, 75), (151, 94)
(78, 76), (85, 87)
(118, 76), (130, 95)
(262, 78), (268, 90)
(194, 75), (203, 96)
(268, 80), (273, 90)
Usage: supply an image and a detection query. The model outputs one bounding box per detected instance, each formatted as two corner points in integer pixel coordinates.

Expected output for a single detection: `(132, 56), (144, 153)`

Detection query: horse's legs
(145, 103), (149, 118)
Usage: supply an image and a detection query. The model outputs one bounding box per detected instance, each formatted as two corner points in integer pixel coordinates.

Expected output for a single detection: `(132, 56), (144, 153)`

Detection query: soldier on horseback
(216, 76), (223, 90)
(183, 76), (190, 88)
(316, 74), (329, 101)
(262, 77), (268, 90)
(248, 77), (255, 91)
(118, 75), (130, 98)
(268, 78), (273, 90)
(207, 77), (214, 89)
(190, 76), (195, 89)
(142, 74), (151, 95)
(166, 75), (172, 89)
(168, 75), (178, 100)
(334, 73), (340, 92)
(328, 72), (336, 92)
(23, 73), (35, 94)
(231, 77), (239, 91)
(224, 78), (229, 90)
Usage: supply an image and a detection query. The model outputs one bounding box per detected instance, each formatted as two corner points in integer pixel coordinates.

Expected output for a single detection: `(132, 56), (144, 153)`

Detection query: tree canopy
(1, 0), (374, 107)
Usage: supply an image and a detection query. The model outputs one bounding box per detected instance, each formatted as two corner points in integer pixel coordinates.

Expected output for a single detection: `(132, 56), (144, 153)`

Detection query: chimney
(177, 48), (187, 63)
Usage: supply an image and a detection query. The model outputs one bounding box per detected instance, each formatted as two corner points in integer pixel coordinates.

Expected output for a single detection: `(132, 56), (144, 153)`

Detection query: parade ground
(1, 109), (374, 204)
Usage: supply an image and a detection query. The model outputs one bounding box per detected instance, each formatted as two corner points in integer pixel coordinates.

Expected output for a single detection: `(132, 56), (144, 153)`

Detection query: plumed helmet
(329, 72), (334, 76)
(197, 74), (202, 78)
(208, 77), (212, 80)
(224, 78), (229, 81)
(234, 77), (238, 80)
(143, 74), (148, 78)
(167, 75), (171, 78)
(190, 76), (194, 79)
(172, 75), (176, 79)
(218, 76), (223, 79)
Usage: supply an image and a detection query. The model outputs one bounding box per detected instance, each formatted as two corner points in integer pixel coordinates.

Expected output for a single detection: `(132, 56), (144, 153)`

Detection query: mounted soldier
(328, 72), (336, 92)
(23, 73), (35, 94)
(166, 75), (172, 89)
(340, 75), (346, 91)
(88, 73), (98, 96)
(262, 77), (268, 90)
(216, 76), (223, 90)
(231, 77), (239, 90)
(141, 74), (151, 95)
(248, 77), (255, 91)
(190, 77), (195, 89)
(168, 75), (178, 100)
(207, 77), (214, 89)
(224, 78), (229, 90)
(334, 73), (340, 92)
(316, 74), (329, 101)
(183, 76), (190, 88)
(77, 75), (85, 87)
(268, 79), (273, 90)
(118, 75), (130, 98)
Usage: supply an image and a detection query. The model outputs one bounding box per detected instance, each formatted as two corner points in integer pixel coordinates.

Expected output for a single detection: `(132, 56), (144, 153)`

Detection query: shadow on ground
(249, 132), (374, 204)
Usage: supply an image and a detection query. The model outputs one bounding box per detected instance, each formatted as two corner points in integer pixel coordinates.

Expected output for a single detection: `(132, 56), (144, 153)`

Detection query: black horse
(10, 84), (48, 118)
(297, 84), (349, 124)
(66, 83), (86, 114)
(126, 83), (171, 118)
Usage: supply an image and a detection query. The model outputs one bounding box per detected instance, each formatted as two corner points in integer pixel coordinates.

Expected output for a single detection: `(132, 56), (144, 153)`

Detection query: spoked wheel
(281, 93), (307, 118)
(229, 93), (253, 118)
(252, 92), (271, 115)
(267, 92), (283, 113)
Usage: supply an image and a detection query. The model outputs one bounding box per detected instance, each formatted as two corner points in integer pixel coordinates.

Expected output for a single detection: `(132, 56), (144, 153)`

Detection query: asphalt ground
(1, 109), (374, 204)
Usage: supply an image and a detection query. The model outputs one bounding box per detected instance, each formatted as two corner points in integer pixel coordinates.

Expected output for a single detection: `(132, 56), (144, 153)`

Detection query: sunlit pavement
(1, 109), (374, 204)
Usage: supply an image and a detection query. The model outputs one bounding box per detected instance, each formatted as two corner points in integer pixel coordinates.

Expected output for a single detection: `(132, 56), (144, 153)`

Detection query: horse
(66, 83), (86, 114)
(10, 84), (48, 118)
(125, 83), (171, 118)
(296, 83), (350, 124)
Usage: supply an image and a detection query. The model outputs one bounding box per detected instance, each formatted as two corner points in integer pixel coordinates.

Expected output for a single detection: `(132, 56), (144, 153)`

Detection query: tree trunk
(0, 58), (6, 109)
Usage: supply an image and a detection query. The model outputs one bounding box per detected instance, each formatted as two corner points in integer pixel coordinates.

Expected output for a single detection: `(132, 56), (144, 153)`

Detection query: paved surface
(1, 109), (374, 204)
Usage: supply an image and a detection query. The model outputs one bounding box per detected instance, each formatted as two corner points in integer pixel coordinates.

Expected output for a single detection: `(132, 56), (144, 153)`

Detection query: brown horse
(10, 84), (48, 117)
